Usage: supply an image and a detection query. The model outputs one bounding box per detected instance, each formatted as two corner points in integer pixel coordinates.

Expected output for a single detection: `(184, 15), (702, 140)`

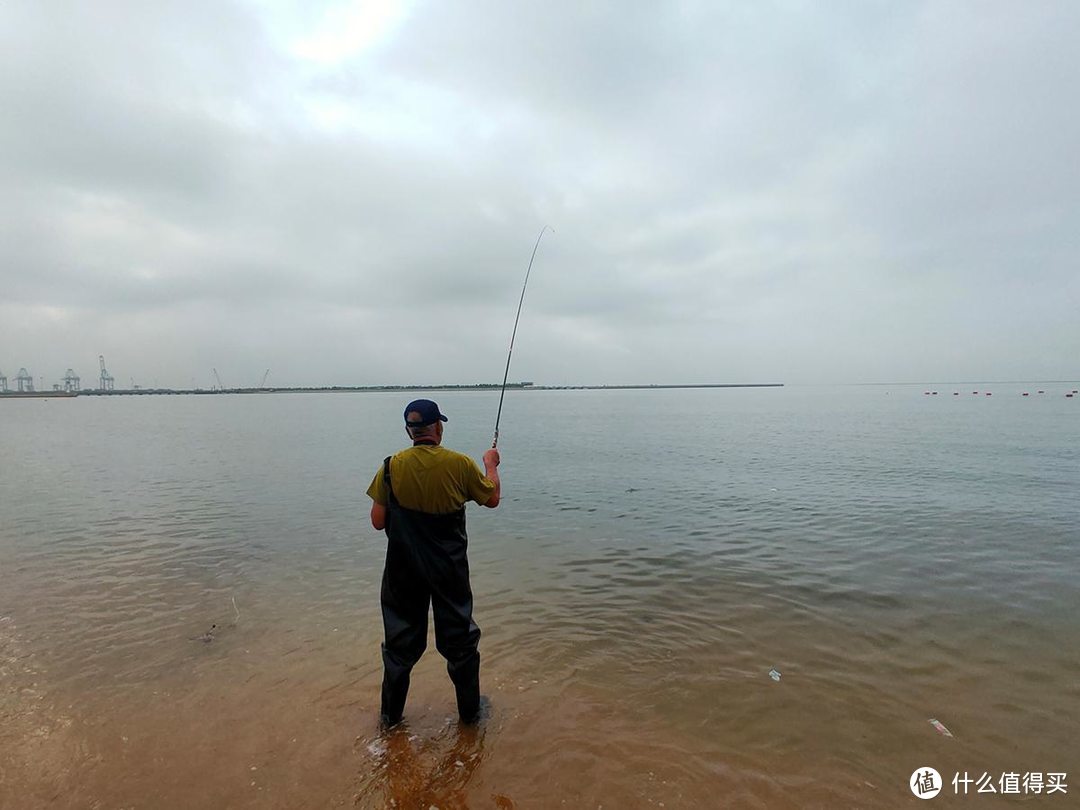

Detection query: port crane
(260, 369), (271, 388)
(0, 369), (7, 392)
(99, 355), (115, 390)
(16, 368), (34, 392)
(63, 369), (80, 392)
(212, 368), (224, 391)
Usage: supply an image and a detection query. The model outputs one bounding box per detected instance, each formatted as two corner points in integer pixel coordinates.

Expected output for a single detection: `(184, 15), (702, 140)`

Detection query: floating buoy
(972, 391), (979, 395)
(1068, 394), (1075, 398)
(953, 392), (959, 396)
(1038, 390), (1045, 394)
(1023, 393), (1029, 396)
(932, 391), (938, 395)
(924, 391), (930, 395)
(986, 392), (992, 396)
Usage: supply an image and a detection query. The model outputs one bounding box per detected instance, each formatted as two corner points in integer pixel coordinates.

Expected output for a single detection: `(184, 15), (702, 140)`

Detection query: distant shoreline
(2, 382), (784, 398)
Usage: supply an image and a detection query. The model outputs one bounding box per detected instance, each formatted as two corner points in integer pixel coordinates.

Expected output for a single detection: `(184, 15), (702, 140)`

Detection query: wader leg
(380, 566), (430, 725)
(431, 588), (481, 722)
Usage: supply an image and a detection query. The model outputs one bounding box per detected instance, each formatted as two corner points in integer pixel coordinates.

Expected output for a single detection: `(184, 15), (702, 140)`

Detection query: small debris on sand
(928, 718), (953, 737)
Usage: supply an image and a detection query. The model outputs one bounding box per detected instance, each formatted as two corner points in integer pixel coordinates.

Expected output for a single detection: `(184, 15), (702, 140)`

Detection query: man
(367, 399), (501, 727)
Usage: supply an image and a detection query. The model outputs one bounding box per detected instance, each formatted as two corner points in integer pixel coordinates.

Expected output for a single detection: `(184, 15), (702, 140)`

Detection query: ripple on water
(2, 387), (1079, 807)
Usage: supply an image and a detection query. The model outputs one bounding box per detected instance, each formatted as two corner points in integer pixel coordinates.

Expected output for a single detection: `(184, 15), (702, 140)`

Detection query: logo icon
(911, 767), (942, 799)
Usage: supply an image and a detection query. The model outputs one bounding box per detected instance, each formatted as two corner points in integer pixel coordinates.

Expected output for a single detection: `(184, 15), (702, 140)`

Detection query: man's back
(367, 445), (495, 515)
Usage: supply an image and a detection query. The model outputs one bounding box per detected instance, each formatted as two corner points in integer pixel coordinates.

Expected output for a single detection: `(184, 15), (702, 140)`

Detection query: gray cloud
(2, 0), (1077, 388)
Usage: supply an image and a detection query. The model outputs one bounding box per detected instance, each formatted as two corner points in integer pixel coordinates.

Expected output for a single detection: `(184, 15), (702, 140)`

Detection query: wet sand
(3, 569), (1076, 810)
(0, 634), (863, 809)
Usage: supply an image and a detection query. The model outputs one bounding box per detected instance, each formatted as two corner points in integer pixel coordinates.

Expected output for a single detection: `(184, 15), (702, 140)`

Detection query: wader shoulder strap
(382, 456), (399, 506)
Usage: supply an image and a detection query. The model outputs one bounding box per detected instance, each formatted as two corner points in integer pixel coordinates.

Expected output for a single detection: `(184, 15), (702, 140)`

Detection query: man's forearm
(482, 448), (501, 508)
(485, 464), (501, 499)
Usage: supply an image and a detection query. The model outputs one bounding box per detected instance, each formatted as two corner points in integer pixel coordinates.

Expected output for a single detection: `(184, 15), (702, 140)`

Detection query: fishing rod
(492, 225), (552, 448)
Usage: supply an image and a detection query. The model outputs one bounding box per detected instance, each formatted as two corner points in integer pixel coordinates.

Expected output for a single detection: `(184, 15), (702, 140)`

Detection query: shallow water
(1, 384), (1078, 808)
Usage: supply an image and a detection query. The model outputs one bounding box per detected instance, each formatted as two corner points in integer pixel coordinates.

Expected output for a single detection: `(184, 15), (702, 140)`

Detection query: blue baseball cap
(404, 399), (448, 427)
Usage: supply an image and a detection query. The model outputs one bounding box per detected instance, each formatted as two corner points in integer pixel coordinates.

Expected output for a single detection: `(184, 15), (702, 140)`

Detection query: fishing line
(492, 225), (552, 448)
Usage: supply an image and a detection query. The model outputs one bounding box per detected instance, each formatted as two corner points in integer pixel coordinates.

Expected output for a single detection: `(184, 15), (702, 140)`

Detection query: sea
(1, 384), (1077, 809)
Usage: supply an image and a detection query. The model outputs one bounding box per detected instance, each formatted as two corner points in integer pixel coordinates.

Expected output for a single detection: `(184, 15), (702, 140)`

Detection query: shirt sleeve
(463, 456), (496, 505)
(366, 466), (388, 505)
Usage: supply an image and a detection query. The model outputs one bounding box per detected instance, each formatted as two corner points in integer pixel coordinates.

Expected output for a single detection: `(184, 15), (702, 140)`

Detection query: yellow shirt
(367, 444), (496, 515)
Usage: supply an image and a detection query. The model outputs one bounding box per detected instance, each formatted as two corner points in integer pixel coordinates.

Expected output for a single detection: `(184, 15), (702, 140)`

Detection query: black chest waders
(379, 456), (482, 725)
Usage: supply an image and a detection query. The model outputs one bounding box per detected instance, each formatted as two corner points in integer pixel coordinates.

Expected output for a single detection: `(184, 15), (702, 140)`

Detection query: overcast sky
(2, 1), (1077, 388)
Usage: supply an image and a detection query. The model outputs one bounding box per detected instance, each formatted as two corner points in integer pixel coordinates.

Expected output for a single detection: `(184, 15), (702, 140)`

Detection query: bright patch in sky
(289, 0), (409, 64)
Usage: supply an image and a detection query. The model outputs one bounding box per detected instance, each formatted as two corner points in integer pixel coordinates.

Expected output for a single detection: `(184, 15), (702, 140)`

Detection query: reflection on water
(356, 722), (491, 809)
(1, 386), (1078, 808)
